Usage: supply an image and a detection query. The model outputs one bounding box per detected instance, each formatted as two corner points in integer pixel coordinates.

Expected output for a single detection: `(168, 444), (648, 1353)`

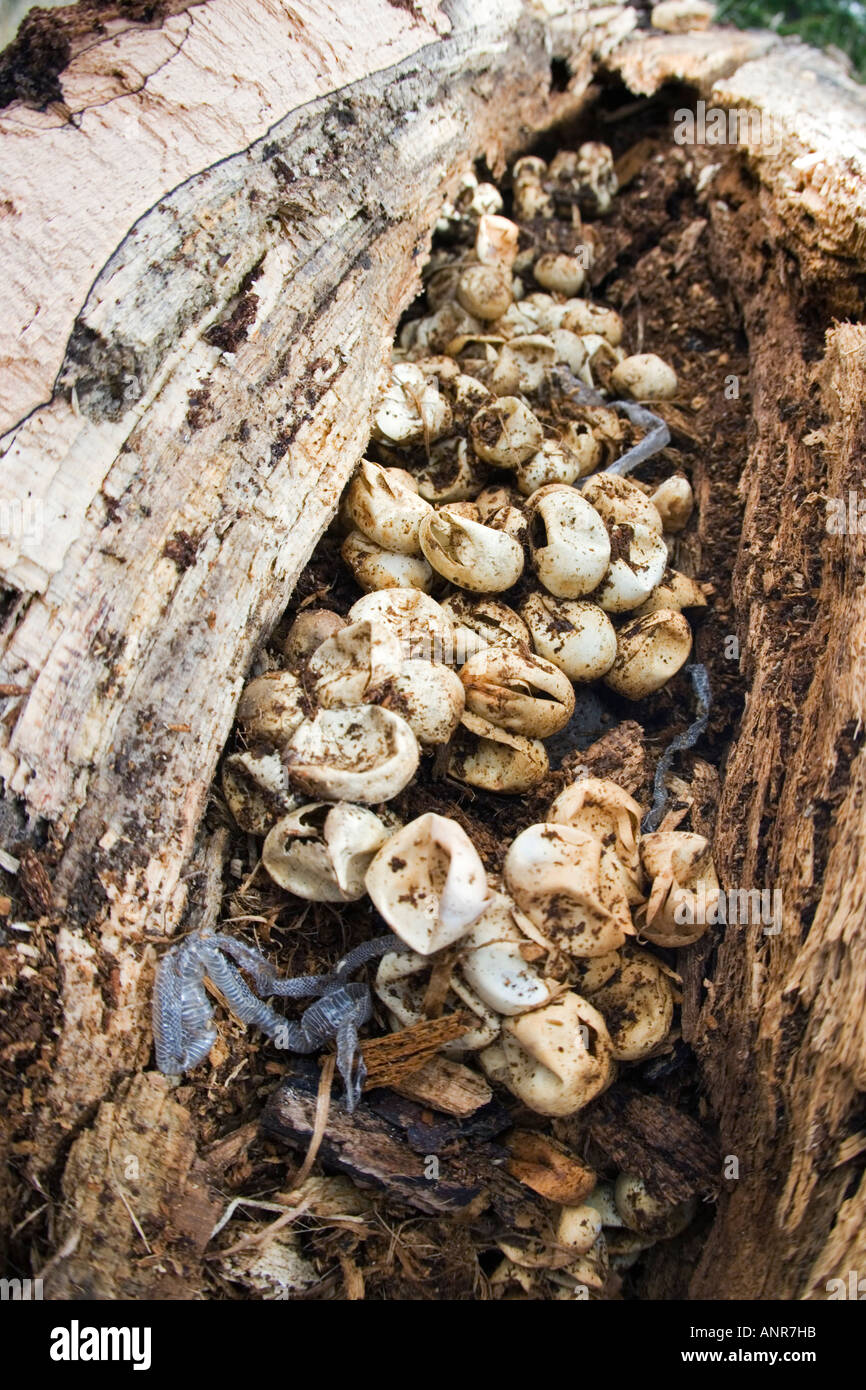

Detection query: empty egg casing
(460, 645), (575, 737)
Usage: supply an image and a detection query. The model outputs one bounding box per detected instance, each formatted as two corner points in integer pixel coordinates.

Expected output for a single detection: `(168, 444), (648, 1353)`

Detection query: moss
(719, 0), (866, 80)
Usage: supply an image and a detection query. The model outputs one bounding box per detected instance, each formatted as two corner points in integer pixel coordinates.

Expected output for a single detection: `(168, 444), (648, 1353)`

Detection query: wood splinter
(360, 1014), (469, 1092)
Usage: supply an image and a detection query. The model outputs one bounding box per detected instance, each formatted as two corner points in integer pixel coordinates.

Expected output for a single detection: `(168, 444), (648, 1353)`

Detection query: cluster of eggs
(248, 774), (717, 1108)
(339, 459), (704, 711)
(368, 788), (719, 1113)
(492, 1170), (698, 1296)
(337, 144), (706, 726)
(220, 558), (695, 811)
(223, 645), (720, 1116)
(223, 145), (706, 817)
(221, 745), (717, 1287)
(219, 149), (718, 1265)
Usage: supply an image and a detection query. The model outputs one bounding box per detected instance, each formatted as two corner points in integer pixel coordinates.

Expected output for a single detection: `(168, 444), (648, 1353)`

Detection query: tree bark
(601, 30), (866, 1301)
(1, 0), (865, 1299)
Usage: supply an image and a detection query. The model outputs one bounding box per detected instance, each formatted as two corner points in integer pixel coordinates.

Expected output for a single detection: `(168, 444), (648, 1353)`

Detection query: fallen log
(1, 0), (865, 1301)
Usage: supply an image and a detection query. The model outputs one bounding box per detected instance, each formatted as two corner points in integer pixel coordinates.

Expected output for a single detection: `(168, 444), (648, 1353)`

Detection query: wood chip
(422, 945), (460, 1018)
(339, 1253), (365, 1300)
(561, 720), (649, 798)
(18, 847), (53, 916)
(360, 1013), (469, 1091)
(614, 137), (658, 190)
(505, 1130), (597, 1205)
(585, 1087), (719, 1202)
(202, 1121), (258, 1178)
(394, 1055), (493, 1117)
(673, 217), (708, 273)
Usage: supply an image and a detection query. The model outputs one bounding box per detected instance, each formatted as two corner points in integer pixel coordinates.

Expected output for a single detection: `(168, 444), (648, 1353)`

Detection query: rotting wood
(262, 1060), (504, 1216)
(364, 1084), (513, 1150)
(43, 1071), (225, 1299)
(264, 1059), (550, 1232)
(685, 303), (866, 1294)
(0, 0), (865, 1300)
(560, 719), (650, 794)
(393, 1054), (494, 1117)
(598, 28), (866, 1297)
(577, 1086), (720, 1204)
(360, 1013), (470, 1091)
